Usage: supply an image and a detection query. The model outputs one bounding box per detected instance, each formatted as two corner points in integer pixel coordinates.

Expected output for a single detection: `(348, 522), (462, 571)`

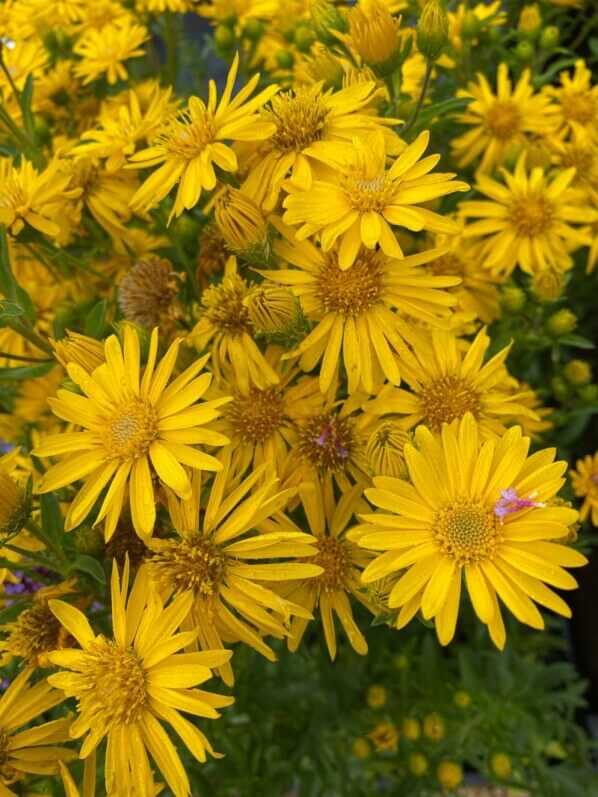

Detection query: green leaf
(0, 599), (28, 625)
(0, 225), (36, 324)
(84, 299), (108, 339)
(559, 334), (595, 349)
(532, 58), (578, 89)
(40, 491), (65, 543)
(0, 299), (25, 319)
(68, 554), (106, 585)
(0, 362), (55, 381)
(413, 96), (473, 129)
(21, 73), (35, 138)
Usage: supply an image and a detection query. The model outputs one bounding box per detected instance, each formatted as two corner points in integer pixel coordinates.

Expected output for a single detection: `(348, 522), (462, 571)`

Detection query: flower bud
(52, 331), (105, 372)
(461, 10), (480, 39)
(275, 50), (294, 69)
(437, 761), (463, 790)
(417, 0), (449, 62)
(244, 285), (306, 346)
(402, 718), (421, 740)
(349, 0), (401, 76)
(579, 384), (598, 404)
(214, 187), (268, 255)
(311, 2), (349, 45)
(540, 25), (559, 50)
(0, 467), (30, 542)
(490, 752), (513, 779)
(531, 268), (564, 301)
(500, 285), (526, 314)
(409, 753), (428, 776)
(214, 26), (235, 51)
(367, 684), (388, 709)
(243, 19), (264, 41)
(546, 309), (577, 338)
(352, 738), (372, 759)
(518, 4), (542, 40)
(294, 24), (316, 53)
(367, 421), (411, 479)
(423, 712), (445, 741)
(515, 40), (535, 62)
(564, 359), (591, 386)
(551, 376), (569, 402)
(453, 689), (471, 708)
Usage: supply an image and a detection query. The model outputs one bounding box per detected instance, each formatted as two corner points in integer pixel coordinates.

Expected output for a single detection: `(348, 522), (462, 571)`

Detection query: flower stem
(401, 61), (433, 138)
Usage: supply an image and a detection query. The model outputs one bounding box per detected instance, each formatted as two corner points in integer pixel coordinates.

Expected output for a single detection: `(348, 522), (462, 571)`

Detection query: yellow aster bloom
(549, 123), (598, 206)
(452, 64), (559, 174)
(460, 154), (597, 276)
(364, 327), (538, 438)
(128, 53), (278, 219)
(280, 484), (373, 660)
(48, 560), (234, 797)
(190, 256), (280, 392)
(0, 38), (48, 119)
(0, 667), (73, 791)
(73, 20), (149, 85)
(146, 464), (322, 685)
(545, 60), (598, 139)
(240, 81), (400, 211)
(0, 158), (80, 238)
(136, 0), (190, 12)
(282, 131), (469, 269)
(33, 325), (230, 539)
(262, 220), (459, 393)
(77, 0), (134, 32)
(570, 452), (598, 526)
(353, 414), (586, 648)
(444, 2), (506, 61)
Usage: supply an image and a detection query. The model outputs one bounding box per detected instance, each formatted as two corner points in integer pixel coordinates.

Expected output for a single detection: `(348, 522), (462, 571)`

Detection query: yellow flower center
(421, 376), (481, 429)
(343, 172), (394, 212)
(6, 602), (73, 667)
(435, 500), (499, 565)
(265, 89), (330, 153)
(149, 536), (227, 596)
(318, 250), (383, 315)
(85, 640), (147, 725)
(561, 146), (594, 176)
(560, 91), (595, 125)
(228, 388), (285, 443)
(486, 101), (521, 140)
(510, 196), (553, 237)
(298, 413), (356, 473)
(103, 399), (158, 460)
(157, 103), (217, 160)
(201, 275), (253, 335)
(313, 536), (351, 593)
(68, 159), (100, 193)
(429, 252), (464, 278)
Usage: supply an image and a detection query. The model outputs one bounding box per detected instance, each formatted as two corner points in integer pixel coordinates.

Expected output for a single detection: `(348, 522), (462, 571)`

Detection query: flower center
(201, 275), (253, 335)
(148, 536), (227, 596)
(435, 501), (498, 565)
(318, 250), (382, 315)
(343, 170), (394, 212)
(103, 399), (158, 460)
(157, 103), (217, 160)
(298, 413), (356, 473)
(265, 89), (330, 153)
(421, 376), (481, 430)
(313, 536), (352, 593)
(227, 388), (285, 443)
(560, 92), (595, 125)
(510, 196), (554, 237)
(561, 146), (594, 176)
(85, 640), (147, 725)
(68, 158), (100, 193)
(486, 101), (521, 140)
(429, 252), (464, 278)
(6, 603), (73, 667)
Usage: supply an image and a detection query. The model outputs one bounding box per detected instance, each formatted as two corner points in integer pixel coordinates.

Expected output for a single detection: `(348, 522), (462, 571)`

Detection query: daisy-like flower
(460, 154), (597, 276)
(570, 452), (598, 526)
(0, 667), (74, 792)
(261, 220), (459, 393)
(282, 131), (469, 269)
(48, 559), (234, 797)
(364, 327), (537, 438)
(279, 484), (373, 660)
(190, 256), (280, 392)
(452, 64), (559, 174)
(128, 53), (278, 219)
(353, 414), (586, 648)
(33, 325), (230, 539)
(545, 60), (598, 139)
(73, 19), (149, 85)
(240, 81), (400, 211)
(0, 158), (81, 238)
(145, 464), (323, 685)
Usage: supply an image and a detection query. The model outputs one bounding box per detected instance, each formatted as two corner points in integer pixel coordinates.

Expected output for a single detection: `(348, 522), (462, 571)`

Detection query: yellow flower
(423, 712), (445, 740)
(545, 60), (598, 139)
(367, 684), (387, 708)
(354, 414), (586, 648)
(461, 154), (597, 276)
(33, 325), (229, 539)
(0, 667), (74, 792)
(369, 720), (398, 752)
(128, 53), (278, 219)
(364, 327), (536, 437)
(282, 131), (468, 269)
(261, 221), (459, 393)
(0, 158), (80, 238)
(279, 484), (372, 659)
(73, 19), (149, 85)
(349, 0), (400, 71)
(437, 761), (463, 789)
(570, 452), (598, 526)
(146, 464), (322, 685)
(241, 81), (400, 211)
(48, 560), (234, 797)
(452, 64), (559, 174)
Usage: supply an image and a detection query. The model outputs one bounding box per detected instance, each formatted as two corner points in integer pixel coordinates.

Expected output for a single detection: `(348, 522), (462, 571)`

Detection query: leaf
(21, 73), (35, 139)
(532, 58), (578, 89)
(68, 554), (106, 585)
(0, 225), (36, 324)
(559, 334), (595, 350)
(0, 599), (28, 625)
(0, 300), (25, 319)
(84, 299), (108, 339)
(40, 491), (65, 553)
(413, 96), (473, 129)
(0, 362), (55, 381)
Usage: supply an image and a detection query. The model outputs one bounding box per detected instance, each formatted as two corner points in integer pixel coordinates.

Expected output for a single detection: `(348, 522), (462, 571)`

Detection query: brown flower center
(228, 388), (285, 443)
(298, 413), (356, 473)
(486, 101), (521, 140)
(421, 376), (482, 429)
(318, 250), (383, 315)
(510, 196), (554, 237)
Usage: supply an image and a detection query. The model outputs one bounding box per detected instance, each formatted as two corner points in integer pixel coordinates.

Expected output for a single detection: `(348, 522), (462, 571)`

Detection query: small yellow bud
(501, 285), (526, 314)
(310, 2), (348, 45)
(551, 376), (569, 402)
(518, 4), (542, 39)
(401, 717), (421, 740)
(0, 467), (29, 541)
(214, 26), (235, 51)
(540, 25), (559, 50)
(244, 286), (305, 346)
(423, 712), (445, 741)
(417, 0), (449, 61)
(546, 309), (577, 338)
(52, 330), (106, 372)
(515, 40), (535, 63)
(367, 684), (388, 709)
(490, 752), (513, 779)
(352, 737), (372, 759)
(564, 359), (592, 386)
(369, 721), (399, 753)
(409, 753), (429, 776)
(530, 268), (564, 302)
(437, 761), (463, 790)
(349, 0), (400, 75)
(366, 422), (411, 479)
(461, 10), (480, 39)
(215, 188), (268, 255)
(453, 690), (472, 709)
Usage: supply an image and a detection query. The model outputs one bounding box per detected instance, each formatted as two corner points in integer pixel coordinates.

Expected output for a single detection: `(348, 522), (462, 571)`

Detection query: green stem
(401, 60), (433, 138)
(5, 319), (53, 356)
(0, 351), (53, 363)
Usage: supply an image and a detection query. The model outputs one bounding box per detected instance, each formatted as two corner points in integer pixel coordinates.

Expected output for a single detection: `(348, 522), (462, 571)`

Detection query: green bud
(551, 376), (569, 402)
(294, 24), (315, 52)
(417, 0), (449, 62)
(546, 308), (577, 337)
(563, 359), (591, 386)
(579, 384), (598, 404)
(461, 11), (480, 39)
(515, 40), (535, 62)
(214, 25), (235, 51)
(310, 2), (348, 45)
(500, 285), (526, 314)
(540, 25), (559, 50)
(243, 18), (264, 41)
(275, 49), (294, 69)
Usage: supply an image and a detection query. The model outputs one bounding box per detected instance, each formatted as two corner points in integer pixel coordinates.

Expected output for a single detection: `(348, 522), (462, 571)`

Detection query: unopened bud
(409, 753), (429, 776)
(52, 331), (105, 372)
(490, 752), (513, 779)
(563, 359), (591, 386)
(215, 187), (268, 255)
(515, 40), (535, 62)
(461, 11), (480, 39)
(366, 684), (387, 709)
(0, 468), (30, 542)
(530, 268), (564, 301)
(214, 26), (235, 51)
(243, 19), (264, 41)
(546, 309), (577, 338)
(501, 285), (526, 314)
(311, 2), (349, 45)
(350, 0), (401, 76)
(244, 285), (306, 346)
(540, 25), (559, 50)
(294, 24), (316, 52)
(437, 762), (463, 790)
(417, 0), (449, 62)
(518, 4), (542, 39)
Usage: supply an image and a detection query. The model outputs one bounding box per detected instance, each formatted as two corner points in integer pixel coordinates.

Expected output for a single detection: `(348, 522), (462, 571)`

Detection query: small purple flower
(494, 486), (546, 522)
(314, 423), (332, 447)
